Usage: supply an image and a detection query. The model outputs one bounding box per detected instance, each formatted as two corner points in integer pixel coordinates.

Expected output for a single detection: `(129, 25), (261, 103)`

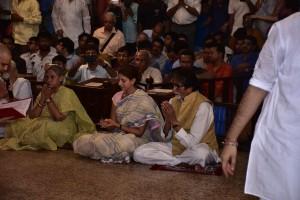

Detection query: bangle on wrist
(46, 98), (51, 104)
(37, 101), (45, 107)
(222, 139), (238, 147)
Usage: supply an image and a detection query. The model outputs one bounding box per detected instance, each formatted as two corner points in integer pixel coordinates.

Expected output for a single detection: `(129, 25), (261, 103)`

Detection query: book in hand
(0, 98), (32, 119)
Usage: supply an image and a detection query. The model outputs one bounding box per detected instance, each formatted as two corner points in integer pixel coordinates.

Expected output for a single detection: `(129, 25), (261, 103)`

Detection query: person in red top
(204, 42), (233, 102)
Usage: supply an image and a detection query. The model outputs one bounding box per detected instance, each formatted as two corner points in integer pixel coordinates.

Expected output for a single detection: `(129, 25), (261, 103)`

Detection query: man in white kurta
(221, 13), (300, 200)
(52, 0), (91, 48)
(134, 68), (219, 166)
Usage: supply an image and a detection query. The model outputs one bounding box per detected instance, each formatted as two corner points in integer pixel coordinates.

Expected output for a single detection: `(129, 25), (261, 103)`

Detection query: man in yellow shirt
(12, 0), (41, 52)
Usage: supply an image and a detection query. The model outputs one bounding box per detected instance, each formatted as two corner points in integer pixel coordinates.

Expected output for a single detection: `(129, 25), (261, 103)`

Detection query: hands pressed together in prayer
(161, 101), (181, 132)
(40, 84), (54, 102)
(161, 101), (178, 124)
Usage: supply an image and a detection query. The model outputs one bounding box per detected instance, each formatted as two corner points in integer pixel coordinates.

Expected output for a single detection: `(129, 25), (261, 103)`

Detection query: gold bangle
(222, 140), (238, 147)
(45, 98), (51, 103)
(37, 101), (45, 107)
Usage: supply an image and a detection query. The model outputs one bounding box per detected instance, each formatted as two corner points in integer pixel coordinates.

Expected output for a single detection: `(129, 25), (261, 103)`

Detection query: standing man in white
(52, 0), (91, 48)
(221, 12), (300, 200)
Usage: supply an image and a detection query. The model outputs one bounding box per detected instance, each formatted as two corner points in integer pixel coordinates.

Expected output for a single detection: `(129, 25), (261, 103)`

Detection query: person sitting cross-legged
(0, 65), (95, 150)
(73, 66), (164, 163)
(134, 68), (220, 167)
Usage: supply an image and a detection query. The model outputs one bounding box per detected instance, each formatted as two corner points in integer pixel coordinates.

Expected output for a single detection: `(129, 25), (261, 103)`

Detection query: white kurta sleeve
(151, 68), (163, 84)
(81, 0), (91, 34)
(71, 67), (84, 82)
(51, 0), (62, 32)
(250, 23), (285, 92)
(13, 79), (32, 100)
(174, 102), (214, 148)
(228, 0), (234, 14)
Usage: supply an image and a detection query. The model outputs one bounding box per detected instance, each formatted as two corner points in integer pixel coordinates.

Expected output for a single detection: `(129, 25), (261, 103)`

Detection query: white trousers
(133, 142), (220, 167)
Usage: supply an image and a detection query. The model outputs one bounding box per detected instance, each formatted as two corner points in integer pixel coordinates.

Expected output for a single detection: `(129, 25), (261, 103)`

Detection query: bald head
(0, 43), (12, 74)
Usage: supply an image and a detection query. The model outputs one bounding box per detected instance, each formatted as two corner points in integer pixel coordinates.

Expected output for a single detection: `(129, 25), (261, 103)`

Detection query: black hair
(78, 32), (91, 40)
(28, 36), (38, 42)
(244, 35), (257, 46)
(233, 28), (247, 40)
(136, 40), (152, 51)
(164, 31), (178, 41)
(37, 31), (52, 40)
(173, 40), (189, 54)
(152, 38), (164, 48)
(205, 42), (225, 56)
(86, 37), (100, 51)
(58, 37), (75, 54)
(52, 55), (67, 65)
(171, 67), (199, 91)
(118, 65), (141, 84)
(117, 45), (131, 54)
(178, 49), (195, 60)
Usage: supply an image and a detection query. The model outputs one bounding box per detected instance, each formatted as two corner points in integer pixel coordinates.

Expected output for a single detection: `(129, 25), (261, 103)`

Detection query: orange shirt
(203, 63), (233, 102)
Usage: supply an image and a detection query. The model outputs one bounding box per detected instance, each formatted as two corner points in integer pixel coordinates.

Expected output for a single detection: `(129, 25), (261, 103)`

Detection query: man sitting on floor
(134, 68), (220, 167)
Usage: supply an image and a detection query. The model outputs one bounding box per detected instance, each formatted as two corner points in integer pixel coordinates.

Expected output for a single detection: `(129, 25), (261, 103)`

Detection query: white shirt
(151, 54), (168, 72)
(93, 27), (126, 56)
(12, 0), (42, 45)
(65, 54), (81, 71)
(228, 0), (251, 35)
(122, 2), (139, 43)
(12, 78), (32, 100)
(52, 0), (91, 48)
(167, 0), (201, 24)
(20, 52), (38, 74)
(32, 47), (58, 82)
(246, 13), (300, 200)
(71, 64), (111, 83)
(141, 67), (163, 84)
(169, 97), (214, 148)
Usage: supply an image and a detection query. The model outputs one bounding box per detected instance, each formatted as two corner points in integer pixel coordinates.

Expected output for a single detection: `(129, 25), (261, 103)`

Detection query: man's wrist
(222, 138), (238, 147)
(172, 122), (181, 131)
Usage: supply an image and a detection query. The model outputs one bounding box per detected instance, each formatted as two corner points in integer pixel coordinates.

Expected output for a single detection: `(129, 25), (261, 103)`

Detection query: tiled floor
(0, 149), (257, 200)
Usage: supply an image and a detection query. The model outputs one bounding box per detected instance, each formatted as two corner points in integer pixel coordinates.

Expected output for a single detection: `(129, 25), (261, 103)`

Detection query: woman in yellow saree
(0, 66), (95, 150)
(73, 66), (164, 163)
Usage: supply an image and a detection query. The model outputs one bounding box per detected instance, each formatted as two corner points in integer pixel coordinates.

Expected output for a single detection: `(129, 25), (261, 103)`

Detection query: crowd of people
(1, 0), (300, 199)
(1, 0), (297, 100)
